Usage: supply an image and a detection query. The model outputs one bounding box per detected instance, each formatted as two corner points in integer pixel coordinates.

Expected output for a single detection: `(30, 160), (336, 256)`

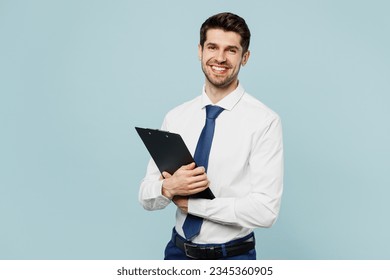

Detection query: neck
(204, 80), (239, 104)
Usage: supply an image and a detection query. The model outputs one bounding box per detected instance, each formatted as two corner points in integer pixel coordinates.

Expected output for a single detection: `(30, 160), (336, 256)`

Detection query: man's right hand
(161, 162), (209, 200)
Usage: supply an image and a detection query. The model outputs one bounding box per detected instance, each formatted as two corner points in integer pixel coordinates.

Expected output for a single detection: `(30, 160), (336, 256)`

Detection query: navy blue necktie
(182, 105), (224, 240)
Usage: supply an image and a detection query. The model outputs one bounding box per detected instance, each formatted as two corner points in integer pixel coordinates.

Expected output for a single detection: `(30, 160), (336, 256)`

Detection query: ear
(198, 44), (203, 60)
(241, 50), (250, 66)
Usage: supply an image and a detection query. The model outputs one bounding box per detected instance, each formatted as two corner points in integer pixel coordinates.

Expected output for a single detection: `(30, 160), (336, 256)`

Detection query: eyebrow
(206, 42), (240, 50)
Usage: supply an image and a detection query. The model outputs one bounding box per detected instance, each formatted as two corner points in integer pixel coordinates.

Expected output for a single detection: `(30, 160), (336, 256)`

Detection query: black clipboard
(135, 127), (214, 199)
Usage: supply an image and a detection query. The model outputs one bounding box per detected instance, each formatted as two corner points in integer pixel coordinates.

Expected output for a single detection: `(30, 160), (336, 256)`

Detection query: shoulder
(239, 92), (281, 123)
(162, 95), (202, 132)
(165, 95), (201, 120)
(236, 92), (282, 141)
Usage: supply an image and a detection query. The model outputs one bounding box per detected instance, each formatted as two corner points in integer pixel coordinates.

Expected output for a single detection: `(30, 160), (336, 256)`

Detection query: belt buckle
(184, 243), (217, 259)
(183, 243), (198, 259)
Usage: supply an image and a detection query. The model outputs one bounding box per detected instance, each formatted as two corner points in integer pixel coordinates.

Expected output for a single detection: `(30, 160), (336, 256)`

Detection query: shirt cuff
(144, 180), (171, 209)
(188, 197), (238, 225)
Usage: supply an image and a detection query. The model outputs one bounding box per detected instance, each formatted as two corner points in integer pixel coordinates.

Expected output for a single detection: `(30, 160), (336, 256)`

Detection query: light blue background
(1, 0), (389, 259)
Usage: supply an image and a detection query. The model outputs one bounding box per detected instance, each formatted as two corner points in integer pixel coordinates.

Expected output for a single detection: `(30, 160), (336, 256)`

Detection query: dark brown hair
(200, 12), (251, 54)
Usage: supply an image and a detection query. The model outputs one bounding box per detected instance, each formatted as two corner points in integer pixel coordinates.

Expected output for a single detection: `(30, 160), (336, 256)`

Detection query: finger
(190, 166), (206, 176)
(187, 171), (208, 184)
(182, 162), (196, 170)
(162, 171), (172, 178)
(186, 185), (209, 195)
(188, 179), (210, 190)
(189, 173), (208, 184)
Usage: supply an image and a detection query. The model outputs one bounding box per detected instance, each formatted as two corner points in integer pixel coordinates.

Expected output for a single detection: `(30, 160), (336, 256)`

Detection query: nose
(216, 50), (226, 63)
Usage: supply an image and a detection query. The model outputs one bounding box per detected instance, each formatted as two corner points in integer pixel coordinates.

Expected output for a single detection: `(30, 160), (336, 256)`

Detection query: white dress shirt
(139, 83), (283, 244)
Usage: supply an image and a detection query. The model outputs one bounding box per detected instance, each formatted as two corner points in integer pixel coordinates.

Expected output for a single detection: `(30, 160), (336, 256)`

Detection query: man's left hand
(173, 196), (188, 213)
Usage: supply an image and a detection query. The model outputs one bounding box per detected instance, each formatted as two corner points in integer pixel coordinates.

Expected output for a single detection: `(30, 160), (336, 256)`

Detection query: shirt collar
(200, 82), (245, 111)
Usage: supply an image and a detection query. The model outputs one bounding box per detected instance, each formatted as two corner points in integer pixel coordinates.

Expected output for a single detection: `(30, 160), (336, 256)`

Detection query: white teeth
(212, 66), (226, 71)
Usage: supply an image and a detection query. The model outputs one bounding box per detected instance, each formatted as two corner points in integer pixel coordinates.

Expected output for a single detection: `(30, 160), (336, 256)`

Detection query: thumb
(162, 171), (172, 178)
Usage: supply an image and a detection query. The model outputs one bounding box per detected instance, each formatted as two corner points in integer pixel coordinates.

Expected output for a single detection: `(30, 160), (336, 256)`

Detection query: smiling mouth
(210, 65), (229, 74)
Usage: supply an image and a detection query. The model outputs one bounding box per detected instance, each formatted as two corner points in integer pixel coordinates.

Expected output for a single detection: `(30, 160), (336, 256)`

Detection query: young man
(139, 12), (283, 260)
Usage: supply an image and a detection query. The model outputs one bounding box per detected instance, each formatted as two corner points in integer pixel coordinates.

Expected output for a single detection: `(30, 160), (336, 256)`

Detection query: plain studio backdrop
(1, 0), (389, 259)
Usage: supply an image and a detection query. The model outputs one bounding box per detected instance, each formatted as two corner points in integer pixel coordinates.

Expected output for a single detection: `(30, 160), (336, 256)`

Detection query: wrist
(161, 183), (174, 200)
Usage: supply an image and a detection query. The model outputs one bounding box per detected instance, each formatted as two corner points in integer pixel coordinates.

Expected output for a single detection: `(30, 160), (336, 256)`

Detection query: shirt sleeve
(188, 116), (284, 229)
(138, 159), (171, 210)
(138, 118), (172, 210)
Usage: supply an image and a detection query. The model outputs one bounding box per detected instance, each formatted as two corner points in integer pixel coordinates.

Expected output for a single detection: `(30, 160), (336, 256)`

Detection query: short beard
(201, 63), (239, 89)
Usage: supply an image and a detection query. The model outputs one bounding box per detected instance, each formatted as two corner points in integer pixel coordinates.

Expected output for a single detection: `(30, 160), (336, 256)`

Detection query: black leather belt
(172, 231), (255, 260)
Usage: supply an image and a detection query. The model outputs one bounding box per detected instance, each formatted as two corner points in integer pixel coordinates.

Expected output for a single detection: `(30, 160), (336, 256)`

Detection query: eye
(228, 48), (237, 54)
(208, 45), (217, 51)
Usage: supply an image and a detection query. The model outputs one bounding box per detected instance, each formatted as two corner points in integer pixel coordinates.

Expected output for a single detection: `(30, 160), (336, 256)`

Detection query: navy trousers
(164, 229), (256, 260)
